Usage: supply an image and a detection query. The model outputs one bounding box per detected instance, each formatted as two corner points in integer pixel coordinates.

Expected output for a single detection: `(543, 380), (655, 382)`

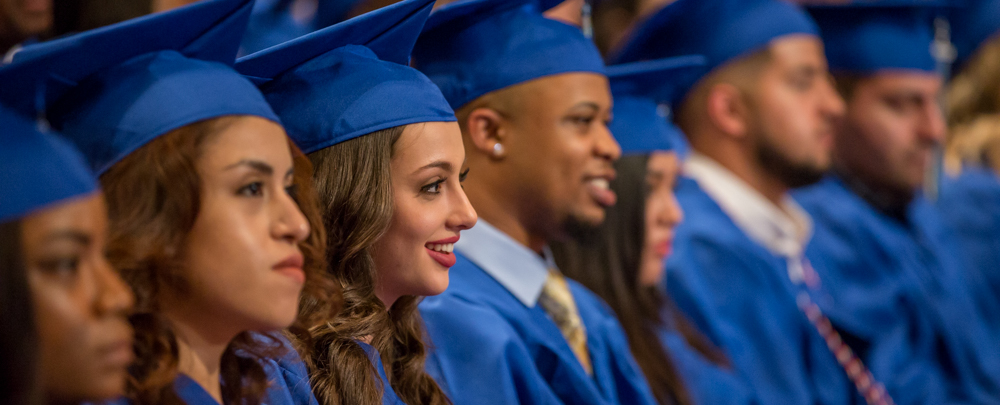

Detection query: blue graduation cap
(949, 0), (1000, 70)
(0, 0), (279, 175)
(807, 1), (944, 74)
(236, 0), (455, 154)
(607, 56), (705, 156)
(609, 0), (818, 105)
(240, 0), (365, 56)
(412, 0), (607, 110)
(0, 104), (97, 223)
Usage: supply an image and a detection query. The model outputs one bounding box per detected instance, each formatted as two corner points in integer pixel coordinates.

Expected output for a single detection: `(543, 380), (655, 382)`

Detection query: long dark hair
(551, 155), (727, 405)
(0, 220), (41, 405)
(305, 125), (451, 405)
(101, 117), (337, 405)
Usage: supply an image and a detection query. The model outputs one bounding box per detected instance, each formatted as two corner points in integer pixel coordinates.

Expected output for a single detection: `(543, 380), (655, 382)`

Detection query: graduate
(0, 1), (339, 404)
(409, 0), (656, 404)
(240, 0), (364, 56)
(0, 104), (134, 405)
(609, 0), (868, 404)
(795, 3), (1000, 404)
(236, 0), (476, 403)
(938, 0), (1000, 305)
(550, 57), (757, 405)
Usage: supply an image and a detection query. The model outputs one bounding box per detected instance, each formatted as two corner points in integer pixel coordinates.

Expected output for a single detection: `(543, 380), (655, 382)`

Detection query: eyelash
(422, 179), (446, 194)
(39, 256), (80, 278)
(238, 181), (264, 197)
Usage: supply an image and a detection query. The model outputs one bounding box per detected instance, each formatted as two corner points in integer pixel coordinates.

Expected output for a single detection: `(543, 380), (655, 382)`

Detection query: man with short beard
(609, 0), (862, 403)
(411, 0), (658, 404)
(796, 3), (1000, 404)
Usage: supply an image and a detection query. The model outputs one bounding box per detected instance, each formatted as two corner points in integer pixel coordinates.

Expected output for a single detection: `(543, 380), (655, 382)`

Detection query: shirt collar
(454, 220), (554, 307)
(684, 153), (814, 260)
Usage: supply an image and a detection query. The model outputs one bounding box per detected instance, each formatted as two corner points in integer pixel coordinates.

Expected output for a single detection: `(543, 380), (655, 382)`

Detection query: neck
(696, 147), (789, 207)
(835, 164), (913, 222)
(165, 312), (238, 404)
(463, 180), (548, 254)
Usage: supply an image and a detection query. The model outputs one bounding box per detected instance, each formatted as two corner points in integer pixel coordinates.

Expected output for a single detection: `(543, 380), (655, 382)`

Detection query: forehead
(199, 116), (293, 171)
(514, 72), (612, 108)
(767, 34), (828, 71)
(860, 71), (942, 94)
(392, 121), (465, 170)
(20, 193), (105, 247)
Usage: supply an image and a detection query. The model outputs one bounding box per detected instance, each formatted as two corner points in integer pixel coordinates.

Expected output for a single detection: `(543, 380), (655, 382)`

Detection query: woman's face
(638, 152), (683, 287)
(167, 116), (310, 337)
(372, 121), (478, 306)
(23, 193), (135, 403)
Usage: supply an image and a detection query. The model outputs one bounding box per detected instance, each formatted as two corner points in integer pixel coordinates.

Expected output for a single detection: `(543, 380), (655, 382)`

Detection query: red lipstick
(425, 235), (460, 268)
(273, 253), (305, 284)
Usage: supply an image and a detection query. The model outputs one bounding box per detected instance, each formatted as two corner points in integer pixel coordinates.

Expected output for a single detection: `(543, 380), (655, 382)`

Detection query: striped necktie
(796, 258), (895, 405)
(538, 270), (593, 374)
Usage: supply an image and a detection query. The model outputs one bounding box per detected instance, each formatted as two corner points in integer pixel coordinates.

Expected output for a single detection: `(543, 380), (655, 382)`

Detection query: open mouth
(585, 177), (617, 207)
(425, 236), (459, 268)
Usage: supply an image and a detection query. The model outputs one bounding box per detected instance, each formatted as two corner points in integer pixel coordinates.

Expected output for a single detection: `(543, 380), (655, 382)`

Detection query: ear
(705, 83), (751, 140)
(465, 107), (507, 160)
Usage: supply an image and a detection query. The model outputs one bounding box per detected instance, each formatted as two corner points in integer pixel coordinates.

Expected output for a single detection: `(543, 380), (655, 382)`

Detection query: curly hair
(100, 116), (339, 405)
(946, 35), (1000, 174)
(304, 125), (451, 405)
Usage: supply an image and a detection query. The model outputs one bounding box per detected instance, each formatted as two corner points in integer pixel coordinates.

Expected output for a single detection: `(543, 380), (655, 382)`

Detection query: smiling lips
(586, 176), (617, 207)
(426, 235), (459, 268)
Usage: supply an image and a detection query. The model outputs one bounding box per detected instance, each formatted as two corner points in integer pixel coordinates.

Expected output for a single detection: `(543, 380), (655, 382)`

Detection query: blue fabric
(795, 175), (1000, 404)
(807, 2), (940, 74)
(236, 0), (454, 154)
(935, 168), (1000, 310)
(949, 0), (1000, 69)
(412, 0), (606, 110)
(0, 104), (96, 223)
(453, 220), (551, 307)
(356, 341), (407, 405)
(240, 0), (365, 56)
(605, 57), (705, 155)
(652, 316), (757, 405)
(420, 253), (657, 405)
(609, 0), (818, 105)
(664, 177), (853, 405)
(256, 334), (319, 405)
(0, 0), (278, 175)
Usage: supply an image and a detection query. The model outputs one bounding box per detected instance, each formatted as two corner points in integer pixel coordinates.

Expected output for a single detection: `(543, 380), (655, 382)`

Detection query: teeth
(589, 178), (610, 190)
(428, 243), (454, 253)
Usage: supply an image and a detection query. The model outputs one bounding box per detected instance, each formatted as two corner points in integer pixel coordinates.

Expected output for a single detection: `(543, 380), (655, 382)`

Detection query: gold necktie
(537, 270), (593, 374)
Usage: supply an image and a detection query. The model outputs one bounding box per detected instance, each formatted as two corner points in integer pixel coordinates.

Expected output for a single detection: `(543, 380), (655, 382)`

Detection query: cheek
(30, 280), (101, 392)
(375, 198), (449, 294)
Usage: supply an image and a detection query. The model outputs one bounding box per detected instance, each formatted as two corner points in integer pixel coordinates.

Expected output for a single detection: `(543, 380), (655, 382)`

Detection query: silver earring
(492, 143), (504, 157)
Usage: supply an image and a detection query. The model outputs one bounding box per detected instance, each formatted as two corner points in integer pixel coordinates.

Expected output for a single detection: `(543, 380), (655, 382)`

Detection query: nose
(448, 182), (478, 232)
(273, 188), (311, 245)
(596, 122), (622, 162)
(918, 101), (947, 146)
(94, 256), (134, 317)
(820, 76), (847, 119)
(661, 193), (684, 229)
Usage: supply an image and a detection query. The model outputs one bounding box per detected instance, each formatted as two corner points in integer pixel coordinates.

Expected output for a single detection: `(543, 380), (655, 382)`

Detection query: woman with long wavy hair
(0, 104), (134, 405)
(550, 60), (754, 405)
(0, 1), (339, 403)
(236, 1), (477, 404)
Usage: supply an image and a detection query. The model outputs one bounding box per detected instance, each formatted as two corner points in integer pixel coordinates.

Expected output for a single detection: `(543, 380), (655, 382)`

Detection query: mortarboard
(0, 0), (279, 175)
(0, 104), (97, 223)
(607, 56), (705, 156)
(240, 0), (366, 56)
(949, 0), (1000, 70)
(807, 1), (945, 74)
(412, 0), (607, 110)
(609, 0), (818, 105)
(237, 0), (454, 154)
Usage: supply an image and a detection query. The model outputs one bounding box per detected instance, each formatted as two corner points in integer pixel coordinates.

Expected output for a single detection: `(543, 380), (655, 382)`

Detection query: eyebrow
(223, 159), (293, 178)
(44, 230), (91, 246)
(570, 102), (601, 112)
(416, 160), (454, 174)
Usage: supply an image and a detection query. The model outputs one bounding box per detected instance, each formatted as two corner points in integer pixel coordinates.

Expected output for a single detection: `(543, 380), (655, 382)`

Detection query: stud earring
(492, 143), (504, 157)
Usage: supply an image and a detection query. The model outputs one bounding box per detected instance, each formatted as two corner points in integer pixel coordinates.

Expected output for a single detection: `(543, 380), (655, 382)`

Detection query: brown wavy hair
(551, 155), (729, 405)
(100, 116), (339, 405)
(946, 35), (1000, 175)
(304, 125), (451, 405)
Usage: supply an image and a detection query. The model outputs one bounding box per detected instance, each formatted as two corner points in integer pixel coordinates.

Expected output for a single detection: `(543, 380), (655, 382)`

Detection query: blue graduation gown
(257, 333), (319, 405)
(795, 176), (1000, 404)
(357, 341), (407, 405)
(653, 310), (757, 405)
(420, 253), (658, 405)
(664, 177), (853, 405)
(935, 168), (1000, 311)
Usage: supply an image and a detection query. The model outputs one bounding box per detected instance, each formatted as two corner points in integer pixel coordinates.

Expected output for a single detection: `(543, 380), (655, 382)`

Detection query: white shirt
(684, 153), (814, 283)
(454, 219), (557, 307)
